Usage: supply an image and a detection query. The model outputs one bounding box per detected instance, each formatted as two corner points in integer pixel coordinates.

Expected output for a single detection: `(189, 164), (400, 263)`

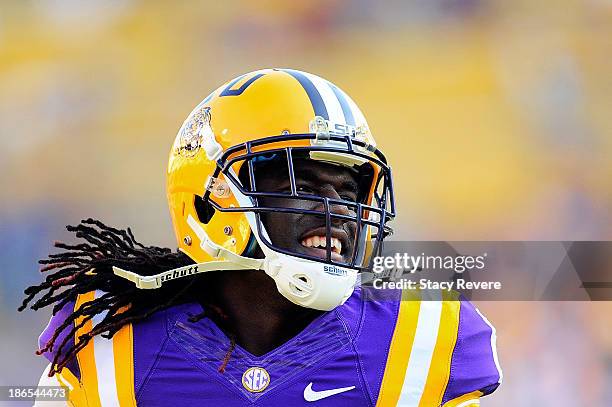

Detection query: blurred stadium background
(1, 0), (610, 405)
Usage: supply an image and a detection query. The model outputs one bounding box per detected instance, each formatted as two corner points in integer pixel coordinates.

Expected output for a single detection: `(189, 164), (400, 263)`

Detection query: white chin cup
(263, 254), (358, 311)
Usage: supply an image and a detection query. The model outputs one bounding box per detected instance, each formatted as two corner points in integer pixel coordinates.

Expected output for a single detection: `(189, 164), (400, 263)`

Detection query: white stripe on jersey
(92, 290), (121, 407)
(397, 290), (443, 407)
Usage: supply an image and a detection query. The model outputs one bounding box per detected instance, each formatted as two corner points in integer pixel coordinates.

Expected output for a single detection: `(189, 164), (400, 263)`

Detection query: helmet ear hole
(194, 195), (215, 224)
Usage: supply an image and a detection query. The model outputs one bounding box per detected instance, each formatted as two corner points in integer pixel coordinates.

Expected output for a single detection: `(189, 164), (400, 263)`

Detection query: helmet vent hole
(294, 277), (307, 292)
(295, 274), (312, 288)
(194, 195), (215, 224)
(289, 280), (310, 297)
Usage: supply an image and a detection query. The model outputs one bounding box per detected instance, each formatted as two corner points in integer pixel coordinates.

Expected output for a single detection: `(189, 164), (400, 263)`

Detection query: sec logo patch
(242, 367), (270, 393)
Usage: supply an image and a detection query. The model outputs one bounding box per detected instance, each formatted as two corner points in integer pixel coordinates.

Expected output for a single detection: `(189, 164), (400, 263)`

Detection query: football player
(22, 69), (501, 406)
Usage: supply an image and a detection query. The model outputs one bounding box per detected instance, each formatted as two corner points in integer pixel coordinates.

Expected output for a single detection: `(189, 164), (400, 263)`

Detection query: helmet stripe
(220, 74), (246, 92)
(281, 69), (329, 120)
(219, 73), (265, 97)
(302, 71), (345, 125)
(328, 82), (356, 126)
(345, 91), (367, 126)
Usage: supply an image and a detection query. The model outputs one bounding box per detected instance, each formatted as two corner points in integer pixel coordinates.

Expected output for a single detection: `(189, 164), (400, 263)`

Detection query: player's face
(255, 159), (359, 263)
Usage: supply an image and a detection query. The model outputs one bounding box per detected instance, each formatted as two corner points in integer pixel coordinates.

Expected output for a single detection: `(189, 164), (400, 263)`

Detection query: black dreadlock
(19, 218), (234, 376)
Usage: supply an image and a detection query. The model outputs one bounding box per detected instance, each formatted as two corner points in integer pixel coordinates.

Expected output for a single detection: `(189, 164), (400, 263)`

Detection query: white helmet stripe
(302, 71), (346, 125)
(344, 92), (367, 126)
(328, 82), (356, 126)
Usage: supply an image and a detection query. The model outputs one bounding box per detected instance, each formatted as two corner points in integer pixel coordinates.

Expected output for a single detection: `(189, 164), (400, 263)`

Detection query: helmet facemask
(194, 134), (395, 310)
(207, 133), (392, 257)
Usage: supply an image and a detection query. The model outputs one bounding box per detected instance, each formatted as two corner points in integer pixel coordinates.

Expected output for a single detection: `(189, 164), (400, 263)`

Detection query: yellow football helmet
(115, 68), (394, 310)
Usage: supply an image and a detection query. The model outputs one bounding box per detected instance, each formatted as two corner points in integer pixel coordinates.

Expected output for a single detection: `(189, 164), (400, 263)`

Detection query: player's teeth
(332, 238), (342, 253)
(301, 235), (342, 253)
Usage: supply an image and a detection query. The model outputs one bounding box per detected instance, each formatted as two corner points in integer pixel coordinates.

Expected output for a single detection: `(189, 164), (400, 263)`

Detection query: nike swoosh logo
(303, 382), (356, 402)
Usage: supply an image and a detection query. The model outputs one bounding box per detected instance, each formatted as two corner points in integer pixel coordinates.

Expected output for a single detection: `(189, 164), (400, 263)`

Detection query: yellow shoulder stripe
(376, 290), (421, 407)
(56, 367), (86, 407)
(73, 291), (137, 407)
(418, 290), (461, 406)
(113, 310), (137, 406)
(75, 291), (100, 407)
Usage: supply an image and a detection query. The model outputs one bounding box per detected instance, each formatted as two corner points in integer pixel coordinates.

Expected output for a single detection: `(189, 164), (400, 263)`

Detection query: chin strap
(112, 261), (251, 289)
(113, 214), (266, 289)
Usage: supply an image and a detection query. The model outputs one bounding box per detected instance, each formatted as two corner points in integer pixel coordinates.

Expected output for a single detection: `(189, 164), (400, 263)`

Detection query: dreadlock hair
(19, 218), (235, 376)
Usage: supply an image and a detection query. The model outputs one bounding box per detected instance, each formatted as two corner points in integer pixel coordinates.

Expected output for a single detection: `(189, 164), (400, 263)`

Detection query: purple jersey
(39, 288), (501, 406)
